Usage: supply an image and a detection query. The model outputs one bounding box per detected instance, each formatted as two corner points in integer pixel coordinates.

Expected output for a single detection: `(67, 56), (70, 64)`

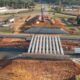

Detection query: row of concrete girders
(28, 35), (64, 55)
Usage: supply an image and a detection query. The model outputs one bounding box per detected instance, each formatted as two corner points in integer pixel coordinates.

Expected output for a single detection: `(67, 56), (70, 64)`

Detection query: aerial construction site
(0, 1), (80, 80)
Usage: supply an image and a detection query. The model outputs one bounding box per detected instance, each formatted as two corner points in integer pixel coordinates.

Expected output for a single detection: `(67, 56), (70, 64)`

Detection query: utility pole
(40, 0), (44, 22)
(59, 0), (63, 12)
(78, 7), (80, 15)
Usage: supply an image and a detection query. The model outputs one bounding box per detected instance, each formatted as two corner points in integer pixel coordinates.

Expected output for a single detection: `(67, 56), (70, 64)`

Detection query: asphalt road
(0, 33), (80, 40)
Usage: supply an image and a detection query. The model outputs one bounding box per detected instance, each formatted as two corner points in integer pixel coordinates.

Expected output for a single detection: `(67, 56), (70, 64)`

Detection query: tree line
(35, 0), (80, 5)
(0, 0), (80, 9)
(0, 0), (35, 9)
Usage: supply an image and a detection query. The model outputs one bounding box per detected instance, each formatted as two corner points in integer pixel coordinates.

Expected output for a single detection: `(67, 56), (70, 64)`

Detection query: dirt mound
(0, 59), (80, 80)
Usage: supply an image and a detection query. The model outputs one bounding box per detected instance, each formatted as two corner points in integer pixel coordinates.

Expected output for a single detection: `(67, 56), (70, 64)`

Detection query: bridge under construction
(28, 35), (64, 55)
(8, 35), (69, 60)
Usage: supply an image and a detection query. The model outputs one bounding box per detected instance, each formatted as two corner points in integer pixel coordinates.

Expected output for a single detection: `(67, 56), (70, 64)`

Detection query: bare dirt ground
(0, 59), (80, 80)
(0, 38), (29, 47)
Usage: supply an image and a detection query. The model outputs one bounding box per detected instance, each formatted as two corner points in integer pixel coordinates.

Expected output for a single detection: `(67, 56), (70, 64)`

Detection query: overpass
(3, 34), (80, 60)
(8, 35), (70, 60)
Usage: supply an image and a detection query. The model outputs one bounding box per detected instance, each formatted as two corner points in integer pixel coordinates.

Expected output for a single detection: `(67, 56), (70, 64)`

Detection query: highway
(0, 33), (80, 40)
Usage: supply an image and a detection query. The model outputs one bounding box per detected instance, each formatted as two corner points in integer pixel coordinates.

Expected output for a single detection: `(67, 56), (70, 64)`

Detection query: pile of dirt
(0, 59), (80, 80)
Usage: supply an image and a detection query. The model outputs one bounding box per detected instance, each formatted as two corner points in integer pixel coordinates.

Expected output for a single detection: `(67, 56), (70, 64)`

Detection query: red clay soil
(0, 59), (80, 80)
(0, 41), (29, 47)
(2, 38), (25, 42)
(54, 18), (69, 32)
(0, 38), (29, 47)
(62, 40), (80, 51)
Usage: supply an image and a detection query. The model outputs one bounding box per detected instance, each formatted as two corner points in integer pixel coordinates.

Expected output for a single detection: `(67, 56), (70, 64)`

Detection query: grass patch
(76, 75), (80, 80)
(52, 13), (76, 19)
(64, 34), (80, 36)
(0, 27), (13, 33)
(67, 25), (75, 29)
